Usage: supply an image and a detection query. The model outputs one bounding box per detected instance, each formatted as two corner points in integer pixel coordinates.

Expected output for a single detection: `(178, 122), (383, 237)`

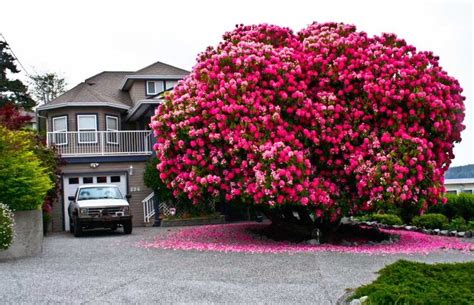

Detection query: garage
(62, 173), (128, 230)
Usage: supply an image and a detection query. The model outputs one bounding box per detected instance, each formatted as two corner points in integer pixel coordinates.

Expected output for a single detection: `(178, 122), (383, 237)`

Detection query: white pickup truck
(68, 184), (133, 237)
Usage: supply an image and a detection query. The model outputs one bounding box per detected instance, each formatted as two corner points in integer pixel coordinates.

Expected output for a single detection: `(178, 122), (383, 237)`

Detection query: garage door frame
(61, 170), (129, 231)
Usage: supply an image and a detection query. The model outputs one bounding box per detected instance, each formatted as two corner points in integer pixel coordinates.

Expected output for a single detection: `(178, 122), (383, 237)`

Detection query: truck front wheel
(123, 220), (132, 235)
(73, 217), (83, 237)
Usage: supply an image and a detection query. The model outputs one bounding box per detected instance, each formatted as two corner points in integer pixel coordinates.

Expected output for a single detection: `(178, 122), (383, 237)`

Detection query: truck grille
(87, 207), (123, 217)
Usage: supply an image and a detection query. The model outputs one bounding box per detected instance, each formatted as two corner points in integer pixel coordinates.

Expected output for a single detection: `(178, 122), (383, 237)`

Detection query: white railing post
(100, 131), (104, 155)
(142, 192), (155, 223)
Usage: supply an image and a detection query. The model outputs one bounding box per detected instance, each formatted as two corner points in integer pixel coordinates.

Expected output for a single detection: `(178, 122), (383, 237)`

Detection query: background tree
(29, 72), (66, 104)
(0, 41), (35, 110)
(150, 23), (465, 231)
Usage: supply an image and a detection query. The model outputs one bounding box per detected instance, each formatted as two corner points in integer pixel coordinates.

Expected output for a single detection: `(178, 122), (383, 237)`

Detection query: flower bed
(140, 222), (473, 254)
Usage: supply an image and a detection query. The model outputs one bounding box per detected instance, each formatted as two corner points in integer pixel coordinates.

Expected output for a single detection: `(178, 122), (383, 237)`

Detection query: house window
(146, 81), (164, 95)
(165, 80), (178, 90)
(52, 116), (67, 145)
(446, 190), (457, 195)
(77, 114), (97, 143)
(68, 177), (79, 184)
(97, 176), (107, 183)
(462, 190), (472, 194)
(111, 176), (121, 183)
(106, 115), (119, 144)
(83, 177), (93, 184)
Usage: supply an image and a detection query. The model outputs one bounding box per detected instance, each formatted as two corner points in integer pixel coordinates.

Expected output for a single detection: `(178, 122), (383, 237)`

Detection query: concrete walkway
(0, 227), (473, 304)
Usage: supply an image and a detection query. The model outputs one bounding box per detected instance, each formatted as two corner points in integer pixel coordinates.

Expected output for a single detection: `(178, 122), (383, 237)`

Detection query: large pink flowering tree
(151, 23), (465, 227)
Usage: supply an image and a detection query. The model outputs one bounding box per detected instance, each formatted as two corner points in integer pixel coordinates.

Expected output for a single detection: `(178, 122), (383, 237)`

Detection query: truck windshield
(77, 187), (123, 200)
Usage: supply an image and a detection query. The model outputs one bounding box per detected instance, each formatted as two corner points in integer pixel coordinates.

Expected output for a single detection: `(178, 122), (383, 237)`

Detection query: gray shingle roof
(37, 71), (133, 110)
(37, 61), (189, 112)
(445, 164), (474, 179)
(134, 61), (189, 76)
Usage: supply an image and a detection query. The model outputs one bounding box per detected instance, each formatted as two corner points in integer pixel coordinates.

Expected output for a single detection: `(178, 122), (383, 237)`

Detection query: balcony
(46, 130), (153, 157)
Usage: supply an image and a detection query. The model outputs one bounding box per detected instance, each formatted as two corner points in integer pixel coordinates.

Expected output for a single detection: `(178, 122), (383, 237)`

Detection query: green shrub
(0, 203), (14, 250)
(429, 193), (474, 221)
(456, 193), (474, 221)
(352, 260), (474, 304)
(448, 217), (468, 231)
(369, 214), (403, 225)
(412, 213), (448, 229)
(0, 127), (53, 211)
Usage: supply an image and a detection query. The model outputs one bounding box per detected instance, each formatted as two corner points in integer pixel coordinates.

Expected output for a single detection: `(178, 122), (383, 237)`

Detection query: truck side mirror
(68, 196), (75, 201)
(126, 194), (132, 199)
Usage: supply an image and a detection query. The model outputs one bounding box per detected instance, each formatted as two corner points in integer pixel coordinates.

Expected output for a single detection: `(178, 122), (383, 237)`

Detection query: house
(37, 61), (189, 231)
(444, 164), (474, 195)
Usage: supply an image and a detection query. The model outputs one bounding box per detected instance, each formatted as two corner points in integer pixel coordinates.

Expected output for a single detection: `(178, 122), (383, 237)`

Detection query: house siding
(129, 80), (147, 105)
(46, 107), (123, 132)
(52, 160), (152, 232)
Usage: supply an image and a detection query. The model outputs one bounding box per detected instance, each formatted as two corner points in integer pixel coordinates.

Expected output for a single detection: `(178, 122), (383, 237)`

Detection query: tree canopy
(0, 41), (35, 110)
(29, 72), (66, 105)
(150, 23), (465, 224)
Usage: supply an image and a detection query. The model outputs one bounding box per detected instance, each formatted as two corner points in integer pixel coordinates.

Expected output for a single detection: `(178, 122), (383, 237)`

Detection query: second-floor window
(146, 80), (164, 95)
(77, 114), (97, 144)
(106, 115), (119, 144)
(165, 80), (178, 90)
(52, 116), (67, 145)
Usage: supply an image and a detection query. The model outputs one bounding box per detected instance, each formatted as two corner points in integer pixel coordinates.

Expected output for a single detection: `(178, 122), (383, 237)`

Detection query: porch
(46, 130), (153, 157)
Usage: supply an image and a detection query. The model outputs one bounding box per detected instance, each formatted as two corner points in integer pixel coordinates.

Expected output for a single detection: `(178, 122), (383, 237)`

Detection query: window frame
(52, 116), (68, 145)
(77, 114), (98, 144)
(146, 80), (164, 96)
(106, 115), (119, 145)
(165, 80), (178, 90)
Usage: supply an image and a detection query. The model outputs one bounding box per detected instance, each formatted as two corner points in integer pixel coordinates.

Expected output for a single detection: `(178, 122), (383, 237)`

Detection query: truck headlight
(122, 206), (130, 215)
(79, 208), (88, 215)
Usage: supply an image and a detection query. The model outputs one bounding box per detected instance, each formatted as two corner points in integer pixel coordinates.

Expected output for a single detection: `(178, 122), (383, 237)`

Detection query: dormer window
(165, 80), (178, 90)
(146, 80), (164, 95)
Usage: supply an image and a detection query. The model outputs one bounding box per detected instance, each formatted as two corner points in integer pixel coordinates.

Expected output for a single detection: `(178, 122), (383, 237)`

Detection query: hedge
(412, 213), (449, 229)
(369, 214), (403, 225)
(428, 193), (474, 221)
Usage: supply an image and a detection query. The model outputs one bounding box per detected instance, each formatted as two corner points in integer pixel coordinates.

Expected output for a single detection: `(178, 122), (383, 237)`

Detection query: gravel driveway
(1, 227), (473, 304)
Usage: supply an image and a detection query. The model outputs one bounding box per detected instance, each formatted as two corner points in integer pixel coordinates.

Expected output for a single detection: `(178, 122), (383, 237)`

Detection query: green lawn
(351, 260), (474, 305)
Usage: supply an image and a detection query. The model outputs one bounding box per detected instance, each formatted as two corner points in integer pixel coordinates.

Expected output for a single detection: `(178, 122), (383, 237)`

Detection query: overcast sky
(1, 0), (472, 166)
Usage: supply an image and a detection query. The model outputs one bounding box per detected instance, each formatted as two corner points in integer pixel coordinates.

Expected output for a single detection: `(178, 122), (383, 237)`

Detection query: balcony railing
(46, 130), (153, 157)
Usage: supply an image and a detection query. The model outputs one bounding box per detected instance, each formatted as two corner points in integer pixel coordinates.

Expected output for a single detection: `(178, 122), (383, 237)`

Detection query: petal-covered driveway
(0, 227), (472, 304)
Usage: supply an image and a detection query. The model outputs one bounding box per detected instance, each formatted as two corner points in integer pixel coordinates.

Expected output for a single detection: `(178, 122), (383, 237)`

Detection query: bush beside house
(0, 127), (52, 211)
(0, 126), (53, 259)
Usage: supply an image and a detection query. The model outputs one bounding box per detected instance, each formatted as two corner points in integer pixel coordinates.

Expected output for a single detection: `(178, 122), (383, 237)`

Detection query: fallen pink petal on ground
(140, 223), (474, 255)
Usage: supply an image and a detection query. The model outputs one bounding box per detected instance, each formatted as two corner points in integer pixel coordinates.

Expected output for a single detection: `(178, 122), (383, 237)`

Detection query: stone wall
(0, 210), (43, 260)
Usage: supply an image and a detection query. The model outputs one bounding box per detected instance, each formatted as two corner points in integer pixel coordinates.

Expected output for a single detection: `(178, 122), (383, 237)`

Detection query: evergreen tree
(0, 40), (36, 110)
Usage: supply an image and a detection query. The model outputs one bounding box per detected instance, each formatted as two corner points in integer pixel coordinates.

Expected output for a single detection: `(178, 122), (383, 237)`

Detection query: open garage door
(63, 174), (127, 231)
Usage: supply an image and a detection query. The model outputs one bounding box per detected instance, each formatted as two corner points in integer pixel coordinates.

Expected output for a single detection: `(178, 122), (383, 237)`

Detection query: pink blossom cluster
(150, 23), (465, 220)
(140, 223), (474, 255)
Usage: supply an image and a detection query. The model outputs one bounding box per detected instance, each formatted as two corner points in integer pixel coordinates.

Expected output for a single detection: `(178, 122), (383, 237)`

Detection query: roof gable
(134, 61), (189, 76)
